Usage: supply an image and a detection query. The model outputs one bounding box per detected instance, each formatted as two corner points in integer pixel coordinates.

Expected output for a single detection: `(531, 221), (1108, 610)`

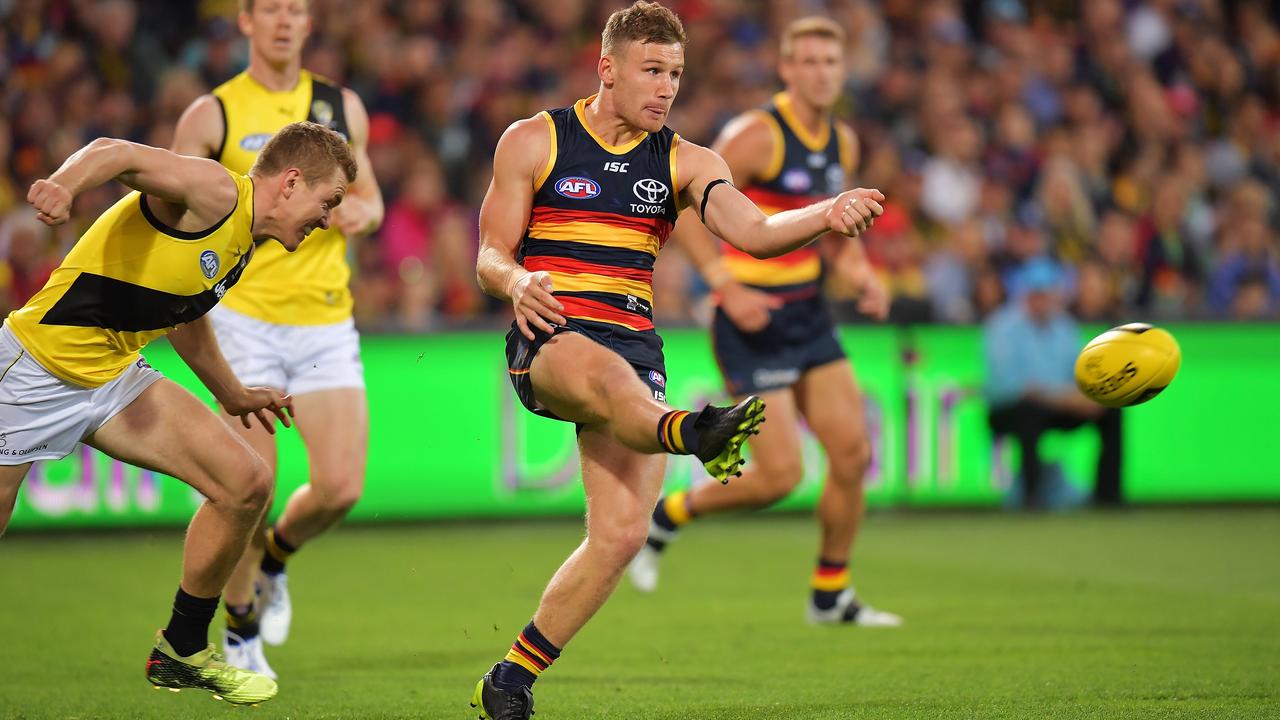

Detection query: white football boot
(224, 629), (278, 680)
(806, 587), (904, 627)
(258, 573), (292, 646)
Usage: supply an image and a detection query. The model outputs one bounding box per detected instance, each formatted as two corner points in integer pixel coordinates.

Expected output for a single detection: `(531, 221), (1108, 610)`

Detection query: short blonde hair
(780, 16), (846, 59)
(601, 1), (687, 56)
(250, 121), (357, 185)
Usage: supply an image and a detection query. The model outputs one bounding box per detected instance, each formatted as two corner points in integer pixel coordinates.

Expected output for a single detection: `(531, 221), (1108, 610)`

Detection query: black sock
(656, 410), (703, 455)
(225, 602), (259, 643)
(164, 587), (219, 657)
(261, 525), (298, 575)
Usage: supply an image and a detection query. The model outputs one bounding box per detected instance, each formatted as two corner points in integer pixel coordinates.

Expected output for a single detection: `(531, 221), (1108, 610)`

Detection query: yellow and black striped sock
(647, 490), (695, 551)
(492, 621), (562, 691)
(812, 559), (849, 610)
(225, 602), (259, 642)
(261, 525), (298, 576)
(656, 410), (702, 455)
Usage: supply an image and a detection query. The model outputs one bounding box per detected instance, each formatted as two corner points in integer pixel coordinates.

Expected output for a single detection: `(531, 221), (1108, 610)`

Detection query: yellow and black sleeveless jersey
(211, 69), (351, 325)
(5, 171), (256, 387)
(723, 92), (854, 301)
(519, 95), (681, 334)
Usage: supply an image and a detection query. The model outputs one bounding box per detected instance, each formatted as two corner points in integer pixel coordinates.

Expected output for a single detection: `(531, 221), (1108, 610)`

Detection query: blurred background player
(172, 0), (383, 677)
(470, 3), (884, 718)
(1, 122), (355, 704)
(984, 257), (1123, 508)
(629, 17), (901, 628)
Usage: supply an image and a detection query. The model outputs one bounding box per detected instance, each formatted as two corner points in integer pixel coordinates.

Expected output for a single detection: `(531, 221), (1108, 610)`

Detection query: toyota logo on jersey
(632, 179), (669, 204)
(555, 176), (601, 199)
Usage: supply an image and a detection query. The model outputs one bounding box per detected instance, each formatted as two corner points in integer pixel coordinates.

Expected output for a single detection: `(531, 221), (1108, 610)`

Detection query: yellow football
(1074, 323), (1181, 407)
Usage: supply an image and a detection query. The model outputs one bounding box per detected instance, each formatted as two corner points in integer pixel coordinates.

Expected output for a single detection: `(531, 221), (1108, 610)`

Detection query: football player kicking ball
(469, 3), (883, 718)
(0, 121), (355, 705)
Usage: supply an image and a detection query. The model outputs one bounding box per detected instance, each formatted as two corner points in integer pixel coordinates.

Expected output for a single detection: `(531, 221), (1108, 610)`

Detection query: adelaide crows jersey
(722, 92), (854, 301)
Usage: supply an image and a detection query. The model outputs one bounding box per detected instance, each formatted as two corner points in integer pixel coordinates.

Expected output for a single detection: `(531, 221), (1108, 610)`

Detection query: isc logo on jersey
(555, 177), (601, 199)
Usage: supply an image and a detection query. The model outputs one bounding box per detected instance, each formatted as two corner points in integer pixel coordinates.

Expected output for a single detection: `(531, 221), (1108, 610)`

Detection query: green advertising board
(8, 324), (1279, 530)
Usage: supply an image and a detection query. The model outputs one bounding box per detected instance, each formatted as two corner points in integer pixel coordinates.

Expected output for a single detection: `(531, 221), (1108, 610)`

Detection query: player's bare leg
(0, 463), (32, 536)
(217, 415), (279, 676)
(529, 334), (675, 450)
(629, 388), (800, 593)
(254, 388), (368, 648)
(271, 388), (368, 544)
(86, 379), (278, 703)
(683, 388), (805, 511)
(474, 427), (666, 718)
(796, 360), (900, 627)
(526, 334), (764, 479)
(473, 340), (764, 719)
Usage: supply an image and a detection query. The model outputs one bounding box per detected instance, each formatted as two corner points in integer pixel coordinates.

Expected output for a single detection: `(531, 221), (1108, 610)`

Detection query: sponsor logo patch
(199, 250), (220, 280)
(239, 133), (272, 152)
(555, 176), (601, 199)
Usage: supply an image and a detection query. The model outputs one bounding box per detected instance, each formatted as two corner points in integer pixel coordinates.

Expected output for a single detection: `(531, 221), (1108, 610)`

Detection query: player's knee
(754, 456), (805, 504)
(237, 458), (274, 515)
(590, 517), (650, 567)
(315, 474), (363, 515)
(827, 437), (871, 488)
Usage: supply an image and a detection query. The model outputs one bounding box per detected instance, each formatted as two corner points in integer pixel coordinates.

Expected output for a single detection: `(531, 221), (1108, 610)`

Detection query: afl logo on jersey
(239, 133), (272, 152)
(555, 176), (601, 199)
(782, 168), (812, 194)
(199, 250), (220, 280)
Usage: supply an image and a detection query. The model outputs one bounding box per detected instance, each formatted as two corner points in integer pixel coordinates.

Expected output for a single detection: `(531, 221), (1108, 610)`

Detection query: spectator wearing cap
(983, 257), (1123, 508)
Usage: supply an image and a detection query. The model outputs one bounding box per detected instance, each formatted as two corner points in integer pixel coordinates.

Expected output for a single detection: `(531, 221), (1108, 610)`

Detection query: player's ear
(599, 54), (614, 89)
(236, 9), (253, 38)
(281, 169), (302, 198)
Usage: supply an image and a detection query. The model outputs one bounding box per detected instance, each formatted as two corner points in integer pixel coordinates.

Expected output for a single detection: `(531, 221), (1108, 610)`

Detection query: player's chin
(638, 108), (668, 131)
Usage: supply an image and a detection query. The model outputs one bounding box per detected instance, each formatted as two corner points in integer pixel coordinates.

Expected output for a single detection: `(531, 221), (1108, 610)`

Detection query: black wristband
(699, 178), (730, 221)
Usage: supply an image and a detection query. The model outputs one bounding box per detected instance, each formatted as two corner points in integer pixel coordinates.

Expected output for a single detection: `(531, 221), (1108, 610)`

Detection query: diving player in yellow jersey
(629, 17), (902, 628)
(0, 122), (356, 705)
(172, 0), (383, 677)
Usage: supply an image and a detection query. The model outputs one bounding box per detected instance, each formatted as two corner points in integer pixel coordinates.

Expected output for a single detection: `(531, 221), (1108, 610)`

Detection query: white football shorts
(0, 323), (163, 464)
(208, 305), (365, 395)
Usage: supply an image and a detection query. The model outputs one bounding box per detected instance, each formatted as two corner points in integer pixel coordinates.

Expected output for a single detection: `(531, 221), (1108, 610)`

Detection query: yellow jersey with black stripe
(723, 92), (853, 301)
(211, 69), (351, 325)
(519, 95), (681, 338)
(5, 171), (256, 387)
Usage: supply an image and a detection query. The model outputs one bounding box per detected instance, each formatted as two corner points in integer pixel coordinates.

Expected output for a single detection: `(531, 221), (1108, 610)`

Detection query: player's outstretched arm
(676, 140), (883, 259)
(330, 88), (384, 238)
(168, 315), (294, 434)
(476, 116), (566, 340)
(28, 138), (237, 229)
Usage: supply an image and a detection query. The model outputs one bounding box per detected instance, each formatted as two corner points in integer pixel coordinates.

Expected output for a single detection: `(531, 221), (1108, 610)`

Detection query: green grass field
(2, 508), (1278, 719)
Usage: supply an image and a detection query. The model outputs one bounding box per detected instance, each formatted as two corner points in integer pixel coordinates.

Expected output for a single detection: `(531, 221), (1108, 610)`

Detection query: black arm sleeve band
(699, 178), (731, 222)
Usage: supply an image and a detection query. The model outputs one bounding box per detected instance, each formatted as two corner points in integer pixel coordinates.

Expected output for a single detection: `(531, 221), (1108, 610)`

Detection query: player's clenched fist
(826, 188), (885, 237)
(27, 179), (74, 226)
(511, 270), (567, 340)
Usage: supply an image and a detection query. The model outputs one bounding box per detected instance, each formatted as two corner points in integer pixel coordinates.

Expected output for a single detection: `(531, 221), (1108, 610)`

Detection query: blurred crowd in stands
(2, 0), (1278, 330)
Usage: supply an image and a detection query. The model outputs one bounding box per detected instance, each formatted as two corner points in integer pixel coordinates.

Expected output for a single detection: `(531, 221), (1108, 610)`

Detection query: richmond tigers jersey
(519, 96), (681, 333)
(722, 92), (854, 300)
(211, 69), (351, 325)
(5, 170), (256, 387)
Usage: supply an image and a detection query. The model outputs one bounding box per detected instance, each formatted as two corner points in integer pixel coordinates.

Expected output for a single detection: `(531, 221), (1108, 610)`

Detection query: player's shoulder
(502, 113), (556, 146)
(720, 108), (779, 144)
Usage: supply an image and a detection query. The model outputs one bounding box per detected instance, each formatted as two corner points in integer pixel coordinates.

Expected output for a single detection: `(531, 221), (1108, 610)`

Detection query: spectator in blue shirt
(984, 258), (1123, 508)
